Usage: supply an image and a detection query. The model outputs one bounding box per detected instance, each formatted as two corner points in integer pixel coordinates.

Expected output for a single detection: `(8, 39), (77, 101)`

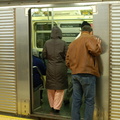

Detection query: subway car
(0, 0), (120, 120)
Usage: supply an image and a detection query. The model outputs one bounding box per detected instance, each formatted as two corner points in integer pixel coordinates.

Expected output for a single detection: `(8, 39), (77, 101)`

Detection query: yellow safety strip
(0, 115), (36, 120)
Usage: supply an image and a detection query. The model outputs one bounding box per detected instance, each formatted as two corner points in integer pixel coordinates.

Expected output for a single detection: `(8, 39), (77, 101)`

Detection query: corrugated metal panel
(109, 4), (120, 120)
(0, 8), (17, 113)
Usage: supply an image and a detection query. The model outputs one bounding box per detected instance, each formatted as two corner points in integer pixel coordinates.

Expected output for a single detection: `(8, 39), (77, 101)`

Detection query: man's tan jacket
(66, 32), (102, 77)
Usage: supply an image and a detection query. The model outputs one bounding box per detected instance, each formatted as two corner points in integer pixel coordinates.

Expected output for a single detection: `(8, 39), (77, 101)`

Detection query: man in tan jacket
(66, 25), (102, 120)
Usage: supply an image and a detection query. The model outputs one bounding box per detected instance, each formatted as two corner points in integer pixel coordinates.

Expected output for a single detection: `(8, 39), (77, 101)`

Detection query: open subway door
(30, 6), (93, 120)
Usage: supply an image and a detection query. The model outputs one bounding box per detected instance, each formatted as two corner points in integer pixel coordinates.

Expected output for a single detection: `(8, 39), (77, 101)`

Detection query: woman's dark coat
(42, 26), (68, 90)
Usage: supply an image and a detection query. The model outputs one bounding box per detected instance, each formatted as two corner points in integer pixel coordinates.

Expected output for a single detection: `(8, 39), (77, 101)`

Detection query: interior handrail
(33, 66), (45, 88)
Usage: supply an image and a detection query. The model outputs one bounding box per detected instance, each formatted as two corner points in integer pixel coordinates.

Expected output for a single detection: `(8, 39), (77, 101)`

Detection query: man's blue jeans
(71, 74), (96, 120)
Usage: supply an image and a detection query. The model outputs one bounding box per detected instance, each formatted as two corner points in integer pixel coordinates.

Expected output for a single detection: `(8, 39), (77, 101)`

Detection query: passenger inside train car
(32, 49), (46, 108)
(63, 21), (92, 105)
(31, 6), (93, 119)
(66, 25), (102, 120)
(42, 25), (68, 114)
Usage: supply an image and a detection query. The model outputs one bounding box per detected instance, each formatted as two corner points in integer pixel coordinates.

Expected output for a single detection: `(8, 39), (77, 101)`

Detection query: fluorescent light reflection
(41, 7), (92, 11)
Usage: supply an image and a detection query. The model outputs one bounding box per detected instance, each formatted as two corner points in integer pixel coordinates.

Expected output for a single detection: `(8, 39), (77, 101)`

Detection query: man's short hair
(81, 21), (91, 28)
(81, 25), (93, 33)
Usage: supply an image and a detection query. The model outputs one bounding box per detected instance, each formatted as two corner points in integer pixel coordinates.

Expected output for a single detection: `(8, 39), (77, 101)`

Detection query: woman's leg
(47, 89), (55, 108)
(53, 90), (64, 110)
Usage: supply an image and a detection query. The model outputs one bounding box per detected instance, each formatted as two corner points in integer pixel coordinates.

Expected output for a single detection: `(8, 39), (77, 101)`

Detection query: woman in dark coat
(42, 26), (68, 113)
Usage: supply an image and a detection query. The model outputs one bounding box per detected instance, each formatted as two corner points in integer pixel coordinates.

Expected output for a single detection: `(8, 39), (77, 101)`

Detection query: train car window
(35, 23), (52, 30)
(36, 33), (51, 48)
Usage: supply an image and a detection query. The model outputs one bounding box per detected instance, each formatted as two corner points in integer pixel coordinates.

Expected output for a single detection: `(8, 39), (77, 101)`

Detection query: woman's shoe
(51, 107), (54, 111)
(54, 109), (60, 114)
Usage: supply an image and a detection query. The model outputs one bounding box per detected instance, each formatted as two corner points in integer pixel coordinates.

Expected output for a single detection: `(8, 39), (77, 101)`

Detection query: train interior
(30, 6), (93, 119)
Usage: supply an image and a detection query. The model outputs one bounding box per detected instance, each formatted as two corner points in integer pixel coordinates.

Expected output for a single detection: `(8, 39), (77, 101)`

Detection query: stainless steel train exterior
(0, 0), (120, 120)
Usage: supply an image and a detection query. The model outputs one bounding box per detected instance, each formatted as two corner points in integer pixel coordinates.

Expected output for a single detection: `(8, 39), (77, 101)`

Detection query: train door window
(35, 22), (52, 30)
(34, 22), (53, 48)
(30, 6), (93, 120)
(36, 33), (51, 48)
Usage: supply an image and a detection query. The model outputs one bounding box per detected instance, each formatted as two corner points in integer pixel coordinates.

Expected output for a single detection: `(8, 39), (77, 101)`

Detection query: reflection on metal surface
(93, 4), (110, 120)
(16, 8), (30, 115)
